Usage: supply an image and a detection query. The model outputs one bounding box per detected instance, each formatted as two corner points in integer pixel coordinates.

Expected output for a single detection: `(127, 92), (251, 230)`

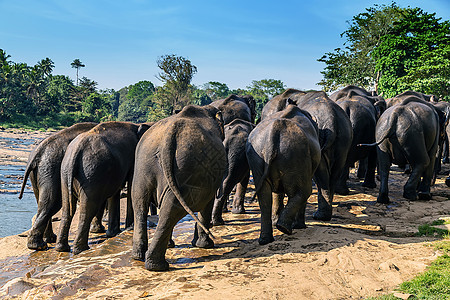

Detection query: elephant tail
(19, 158), (36, 199)
(64, 143), (81, 217)
(160, 123), (215, 240)
(358, 113), (396, 147)
(251, 123), (279, 202)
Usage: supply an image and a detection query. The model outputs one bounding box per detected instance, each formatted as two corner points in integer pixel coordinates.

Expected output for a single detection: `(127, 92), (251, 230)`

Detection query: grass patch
(416, 219), (450, 238)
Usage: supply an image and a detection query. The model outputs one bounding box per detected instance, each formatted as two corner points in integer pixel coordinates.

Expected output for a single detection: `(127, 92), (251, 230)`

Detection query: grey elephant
(55, 121), (152, 255)
(131, 105), (227, 271)
(262, 89), (352, 221)
(210, 94), (256, 124)
(432, 101), (450, 172)
(247, 103), (321, 245)
(386, 90), (437, 108)
(19, 122), (97, 250)
(211, 118), (254, 225)
(333, 89), (379, 193)
(362, 97), (443, 203)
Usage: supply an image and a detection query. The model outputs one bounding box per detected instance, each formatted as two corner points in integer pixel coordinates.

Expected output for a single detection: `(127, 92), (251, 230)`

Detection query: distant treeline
(0, 50), (286, 129)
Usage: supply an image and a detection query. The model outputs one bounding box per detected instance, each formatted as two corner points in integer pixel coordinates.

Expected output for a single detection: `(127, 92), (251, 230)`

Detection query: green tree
(372, 8), (450, 99)
(318, 3), (404, 92)
(81, 92), (112, 122)
(246, 79), (285, 119)
(203, 81), (231, 100)
(45, 75), (76, 112)
(71, 58), (85, 86)
(156, 54), (197, 113)
(117, 80), (156, 123)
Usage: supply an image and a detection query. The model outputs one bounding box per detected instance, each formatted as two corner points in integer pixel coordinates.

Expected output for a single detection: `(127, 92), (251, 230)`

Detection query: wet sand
(0, 127), (449, 299)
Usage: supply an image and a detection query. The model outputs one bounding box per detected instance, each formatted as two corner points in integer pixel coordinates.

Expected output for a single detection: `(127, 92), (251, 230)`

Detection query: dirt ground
(0, 127), (449, 299)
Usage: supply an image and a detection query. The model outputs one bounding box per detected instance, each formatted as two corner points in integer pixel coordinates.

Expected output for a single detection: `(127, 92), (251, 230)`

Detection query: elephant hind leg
(192, 198), (214, 248)
(145, 198), (186, 271)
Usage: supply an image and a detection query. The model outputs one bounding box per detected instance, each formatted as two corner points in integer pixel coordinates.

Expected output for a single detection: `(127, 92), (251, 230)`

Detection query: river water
(0, 164), (37, 238)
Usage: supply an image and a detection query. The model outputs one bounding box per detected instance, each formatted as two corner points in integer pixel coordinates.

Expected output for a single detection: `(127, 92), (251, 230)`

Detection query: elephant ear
(137, 123), (151, 139)
(215, 111), (225, 140)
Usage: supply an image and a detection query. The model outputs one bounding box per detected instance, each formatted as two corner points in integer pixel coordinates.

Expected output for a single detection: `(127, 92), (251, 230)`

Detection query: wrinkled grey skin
(386, 90), (437, 108)
(432, 101), (450, 173)
(329, 85), (386, 118)
(262, 89), (352, 221)
(55, 121), (151, 255)
(131, 105), (227, 271)
(210, 94), (256, 124)
(372, 97), (441, 203)
(333, 90), (379, 193)
(19, 122), (97, 251)
(210, 94), (256, 215)
(211, 119), (254, 225)
(247, 104), (321, 245)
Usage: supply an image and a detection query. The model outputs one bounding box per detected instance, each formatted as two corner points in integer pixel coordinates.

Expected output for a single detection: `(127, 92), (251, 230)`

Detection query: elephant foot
(131, 248), (146, 261)
(446, 177), (450, 187)
(335, 186), (349, 196)
(192, 236), (214, 249)
(211, 216), (225, 226)
(27, 237), (48, 251)
(167, 239), (175, 249)
(90, 222), (106, 233)
(403, 190), (417, 201)
(55, 242), (70, 253)
(292, 220), (306, 230)
(276, 221), (293, 235)
(73, 244), (90, 255)
(377, 194), (390, 204)
(145, 258), (169, 271)
(313, 210), (332, 221)
(417, 192), (432, 201)
(443, 157), (450, 164)
(231, 206), (245, 214)
(43, 232), (57, 244)
(362, 181), (376, 189)
(258, 235), (274, 245)
(106, 228), (121, 238)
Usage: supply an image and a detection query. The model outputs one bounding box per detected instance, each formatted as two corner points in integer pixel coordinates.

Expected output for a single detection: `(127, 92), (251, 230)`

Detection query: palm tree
(38, 58), (54, 77)
(71, 58), (85, 86)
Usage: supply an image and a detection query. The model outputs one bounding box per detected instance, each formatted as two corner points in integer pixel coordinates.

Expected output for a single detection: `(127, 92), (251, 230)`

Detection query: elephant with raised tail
(19, 122), (97, 251)
(55, 121), (152, 255)
(360, 96), (445, 203)
(131, 105), (227, 271)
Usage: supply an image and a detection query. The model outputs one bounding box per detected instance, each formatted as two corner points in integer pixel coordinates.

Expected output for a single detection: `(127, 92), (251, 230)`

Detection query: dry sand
(0, 127), (449, 299)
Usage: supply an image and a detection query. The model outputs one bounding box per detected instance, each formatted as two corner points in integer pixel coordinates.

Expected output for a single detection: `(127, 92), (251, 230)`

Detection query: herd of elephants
(18, 85), (450, 271)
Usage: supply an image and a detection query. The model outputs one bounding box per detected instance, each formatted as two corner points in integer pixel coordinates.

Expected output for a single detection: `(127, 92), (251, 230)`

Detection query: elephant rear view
(131, 105), (227, 271)
(55, 121), (152, 255)
(247, 104), (321, 245)
(19, 122), (97, 251)
(371, 97), (441, 203)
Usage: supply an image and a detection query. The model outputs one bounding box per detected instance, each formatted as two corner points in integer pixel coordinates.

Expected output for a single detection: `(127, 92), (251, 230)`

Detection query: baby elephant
(55, 121), (151, 255)
(247, 103), (321, 245)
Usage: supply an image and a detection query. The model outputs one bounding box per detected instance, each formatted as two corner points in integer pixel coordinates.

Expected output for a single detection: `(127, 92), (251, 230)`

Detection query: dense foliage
(0, 50), (286, 129)
(319, 3), (450, 101)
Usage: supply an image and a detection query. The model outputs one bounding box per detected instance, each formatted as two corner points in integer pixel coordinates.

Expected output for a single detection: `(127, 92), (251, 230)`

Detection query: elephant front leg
(362, 148), (377, 188)
(335, 165), (350, 195)
(145, 201), (186, 271)
(211, 194), (228, 226)
(377, 149), (391, 204)
(231, 173), (250, 214)
(192, 199), (215, 248)
(312, 164), (333, 221)
(417, 160), (435, 200)
(90, 201), (106, 233)
(271, 192), (284, 226)
(106, 193), (121, 237)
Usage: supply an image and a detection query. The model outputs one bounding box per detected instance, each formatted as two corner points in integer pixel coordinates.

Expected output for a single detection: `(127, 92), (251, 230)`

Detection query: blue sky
(1, 0), (449, 91)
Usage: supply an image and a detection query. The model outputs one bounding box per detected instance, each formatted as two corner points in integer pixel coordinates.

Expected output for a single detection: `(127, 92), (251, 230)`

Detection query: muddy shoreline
(0, 128), (449, 299)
